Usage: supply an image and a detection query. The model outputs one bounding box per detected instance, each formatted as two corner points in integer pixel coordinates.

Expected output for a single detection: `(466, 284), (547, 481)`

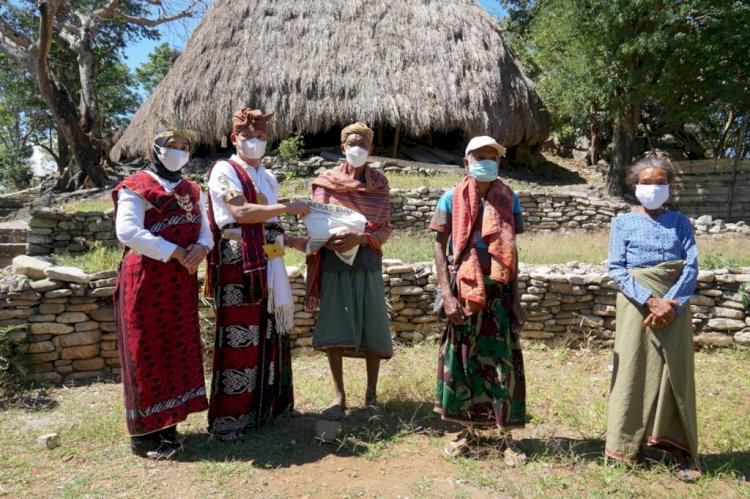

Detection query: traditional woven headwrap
(340, 122), (374, 145)
(232, 108), (275, 135)
(152, 122), (195, 144)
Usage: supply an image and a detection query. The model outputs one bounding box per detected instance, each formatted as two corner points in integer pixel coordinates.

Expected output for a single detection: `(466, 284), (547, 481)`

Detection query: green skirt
(606, 260), (698, 465)
(313, 269), (393, 358)
(434, 280), (526, 429)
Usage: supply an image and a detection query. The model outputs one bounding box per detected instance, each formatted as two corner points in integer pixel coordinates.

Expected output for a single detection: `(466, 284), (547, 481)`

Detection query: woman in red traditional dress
(113, 128), (213, 459)
(205, 108), (309, 443)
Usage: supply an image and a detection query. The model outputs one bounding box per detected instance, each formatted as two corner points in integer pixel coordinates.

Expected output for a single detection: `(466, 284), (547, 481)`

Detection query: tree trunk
(589, 105), (600, 165)
(607, 102), (641, 196)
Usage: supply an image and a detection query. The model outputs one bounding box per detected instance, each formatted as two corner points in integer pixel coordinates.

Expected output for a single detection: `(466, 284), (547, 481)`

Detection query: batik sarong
(434, 279), (526, 428)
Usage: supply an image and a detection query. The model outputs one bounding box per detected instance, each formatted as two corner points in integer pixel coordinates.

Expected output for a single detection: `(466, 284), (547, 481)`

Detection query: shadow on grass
(173, 399), (454, 468)
(703, 452), (750, 482)
(505, 159), (587, 186)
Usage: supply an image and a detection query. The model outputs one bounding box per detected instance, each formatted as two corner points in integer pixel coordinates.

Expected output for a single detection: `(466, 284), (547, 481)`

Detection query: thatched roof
(112, 0), (551, 160)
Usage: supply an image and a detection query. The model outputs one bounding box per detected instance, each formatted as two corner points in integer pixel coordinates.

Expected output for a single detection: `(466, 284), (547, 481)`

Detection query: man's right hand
(284, 201), (310, 217)
(442, 293), (467, 325)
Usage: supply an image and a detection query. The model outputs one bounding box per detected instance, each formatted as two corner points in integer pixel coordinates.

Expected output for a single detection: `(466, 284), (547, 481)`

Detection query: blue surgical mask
(468, 159), (498, 181)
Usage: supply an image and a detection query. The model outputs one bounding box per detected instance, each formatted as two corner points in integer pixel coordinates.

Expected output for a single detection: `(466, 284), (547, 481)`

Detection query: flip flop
(675, 465), (702, 483)
(321, 404), (345, 421)
(503, 447), (528, 467)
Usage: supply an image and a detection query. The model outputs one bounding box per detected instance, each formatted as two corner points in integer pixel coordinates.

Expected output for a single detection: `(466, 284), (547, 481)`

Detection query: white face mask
(155, 146), (190, 172)
(635, 184), (670, 210)
(239, 137), (266, 159)
(345, 145), (368, 167)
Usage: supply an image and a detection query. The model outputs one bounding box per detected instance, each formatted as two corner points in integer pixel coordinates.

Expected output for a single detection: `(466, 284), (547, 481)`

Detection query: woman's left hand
(511, 301), (525, 333)
(328, 230), (366, 253)
(184, 244), (208, 269)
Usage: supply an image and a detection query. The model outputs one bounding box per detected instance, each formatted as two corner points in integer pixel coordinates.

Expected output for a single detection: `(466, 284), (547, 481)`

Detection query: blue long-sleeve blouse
(608, 210), (699, 311)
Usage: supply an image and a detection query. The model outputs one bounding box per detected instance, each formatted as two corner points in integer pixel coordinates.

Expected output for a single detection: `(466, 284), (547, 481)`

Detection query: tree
(501, 0), (750, 195)
(0, 0), (201, 191)
(135, 41), (180, 94)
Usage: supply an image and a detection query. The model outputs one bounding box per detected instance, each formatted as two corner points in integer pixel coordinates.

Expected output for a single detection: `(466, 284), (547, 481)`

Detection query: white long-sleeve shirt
(207, 155), (280, 235)
(115, 171), (213, 262)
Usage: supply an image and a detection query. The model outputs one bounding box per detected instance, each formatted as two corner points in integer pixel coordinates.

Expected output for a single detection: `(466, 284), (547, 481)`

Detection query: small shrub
(278, 133), (305, 161)
(701, 252), (740, 270)
(51, 241), (122, 273)
(0, 324), (29, 393)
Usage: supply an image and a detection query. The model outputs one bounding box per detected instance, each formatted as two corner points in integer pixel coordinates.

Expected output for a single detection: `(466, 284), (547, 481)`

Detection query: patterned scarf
(304, 162), (391, 310)
(452, 176), (516, 315)
(204, 160), (267, 302)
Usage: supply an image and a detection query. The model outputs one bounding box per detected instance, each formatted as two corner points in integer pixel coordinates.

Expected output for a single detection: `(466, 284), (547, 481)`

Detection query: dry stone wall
(26, 188), (750, 257)
(3, 256), (748, 385)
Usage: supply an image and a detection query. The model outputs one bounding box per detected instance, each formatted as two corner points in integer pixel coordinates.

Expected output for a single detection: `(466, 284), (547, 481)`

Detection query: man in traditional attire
(205, 108), (309, 442)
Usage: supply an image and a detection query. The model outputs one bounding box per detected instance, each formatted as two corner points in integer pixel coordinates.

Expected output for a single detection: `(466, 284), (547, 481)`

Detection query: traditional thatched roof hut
(112, 0), (550, 162)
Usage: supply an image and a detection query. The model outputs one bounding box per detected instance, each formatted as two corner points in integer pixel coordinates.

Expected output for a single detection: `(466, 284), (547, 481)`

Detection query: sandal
(675, 464), (702, 483)
(362, 404), (383, 421)
(146, 439), (183, 460)
(503, 446), (528, 467)
(443, 428), (476, 458)
(215, 429), (245, 444)
(321, 404), (345, 422)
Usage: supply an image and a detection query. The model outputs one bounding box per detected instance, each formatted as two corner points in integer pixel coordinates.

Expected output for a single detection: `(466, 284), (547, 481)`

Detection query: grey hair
(625, 156), (675, 193)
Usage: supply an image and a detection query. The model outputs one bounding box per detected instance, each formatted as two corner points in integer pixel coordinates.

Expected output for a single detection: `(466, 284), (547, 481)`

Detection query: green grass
(61, 195), (113, 213)
(50, 243), (122, 273)
(45, 231), (750, 274)
(1, 345), (747, 497)
(278, 172), (535, 200)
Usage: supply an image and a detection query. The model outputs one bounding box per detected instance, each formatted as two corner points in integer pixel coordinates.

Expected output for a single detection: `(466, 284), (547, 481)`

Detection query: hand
(284, 200), (310, 217)
(511, 300), (525, 333)
(642, 313), (671, 330)
(285, 235), (308, 253)
(326, 229), (365, 253)
(643, 297), (679, 330)
(170, 246), (188, 265)
(442, 293), (467, 325)
(184, 244), (208, 268)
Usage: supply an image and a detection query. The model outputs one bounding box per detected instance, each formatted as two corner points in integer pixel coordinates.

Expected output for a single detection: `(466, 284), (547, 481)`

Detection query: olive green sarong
(606, 260), (698, 465)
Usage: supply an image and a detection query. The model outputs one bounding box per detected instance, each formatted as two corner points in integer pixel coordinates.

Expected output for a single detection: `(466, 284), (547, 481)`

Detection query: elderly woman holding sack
(606, 156), (701, 482)
(113, 127), (213, 459)
(430, 136), (526, 461)
(305, 122), (393, 421)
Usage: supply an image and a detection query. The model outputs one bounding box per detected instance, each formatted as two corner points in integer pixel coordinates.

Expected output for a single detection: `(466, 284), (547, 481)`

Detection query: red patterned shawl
(304, 163), (391, 310)
(452, 176), (516, 315)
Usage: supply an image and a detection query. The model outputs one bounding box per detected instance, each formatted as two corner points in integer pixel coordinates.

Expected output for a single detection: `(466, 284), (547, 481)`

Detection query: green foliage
(700, 252), (741, 271)
(51, 242), (122, 273)
(0, 324), (28, 391)
(277, 133), (305, 161)
(134, 42), (182, 95)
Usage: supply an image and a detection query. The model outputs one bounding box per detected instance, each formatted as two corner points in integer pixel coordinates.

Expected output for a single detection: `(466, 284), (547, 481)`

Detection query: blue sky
(123, 1), (507, 72)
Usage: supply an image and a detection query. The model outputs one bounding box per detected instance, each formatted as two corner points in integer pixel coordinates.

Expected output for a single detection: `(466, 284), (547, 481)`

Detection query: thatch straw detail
(112, 0), (550, 160)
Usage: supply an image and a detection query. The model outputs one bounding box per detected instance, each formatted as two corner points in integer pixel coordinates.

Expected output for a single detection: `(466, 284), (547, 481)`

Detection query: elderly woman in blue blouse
(606, 156), (701, 482)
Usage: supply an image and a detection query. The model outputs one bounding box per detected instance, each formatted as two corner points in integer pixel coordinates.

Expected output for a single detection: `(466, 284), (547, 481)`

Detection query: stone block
(100, 321), (117, 332)
(690, 295), (715, 307)
(37, 433), (59, 450)
(707, 318), (745, 331)
(45, 289), (73, 298)
(100, 349), (119, 358)
(74, 321), (99, 332)
(30, 279), (64, 292)
(61, 344), (99, 360)
(592, 304), (616, 317)
(38, 303), (66, 315)
(27, 341), (55, 354)
(713, 307), (745, 320)
(89, 287), (115, 298)
(66, 303), (99, 312)
(72, 357), (106, 371)
(695, 332), (734, 348)
(28, 372), (62, 384)
(56, 312), (89, 323)
(30, 322), (74, 335)
(43, 266), (91, 284)
(55, 330), (101, 347)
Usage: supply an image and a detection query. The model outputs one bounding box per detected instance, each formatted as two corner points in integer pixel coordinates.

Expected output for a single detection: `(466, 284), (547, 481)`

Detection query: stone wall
(26, 186), (750, 257)
(3, 256), (748, 385)
(27, 208), (116, 256)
